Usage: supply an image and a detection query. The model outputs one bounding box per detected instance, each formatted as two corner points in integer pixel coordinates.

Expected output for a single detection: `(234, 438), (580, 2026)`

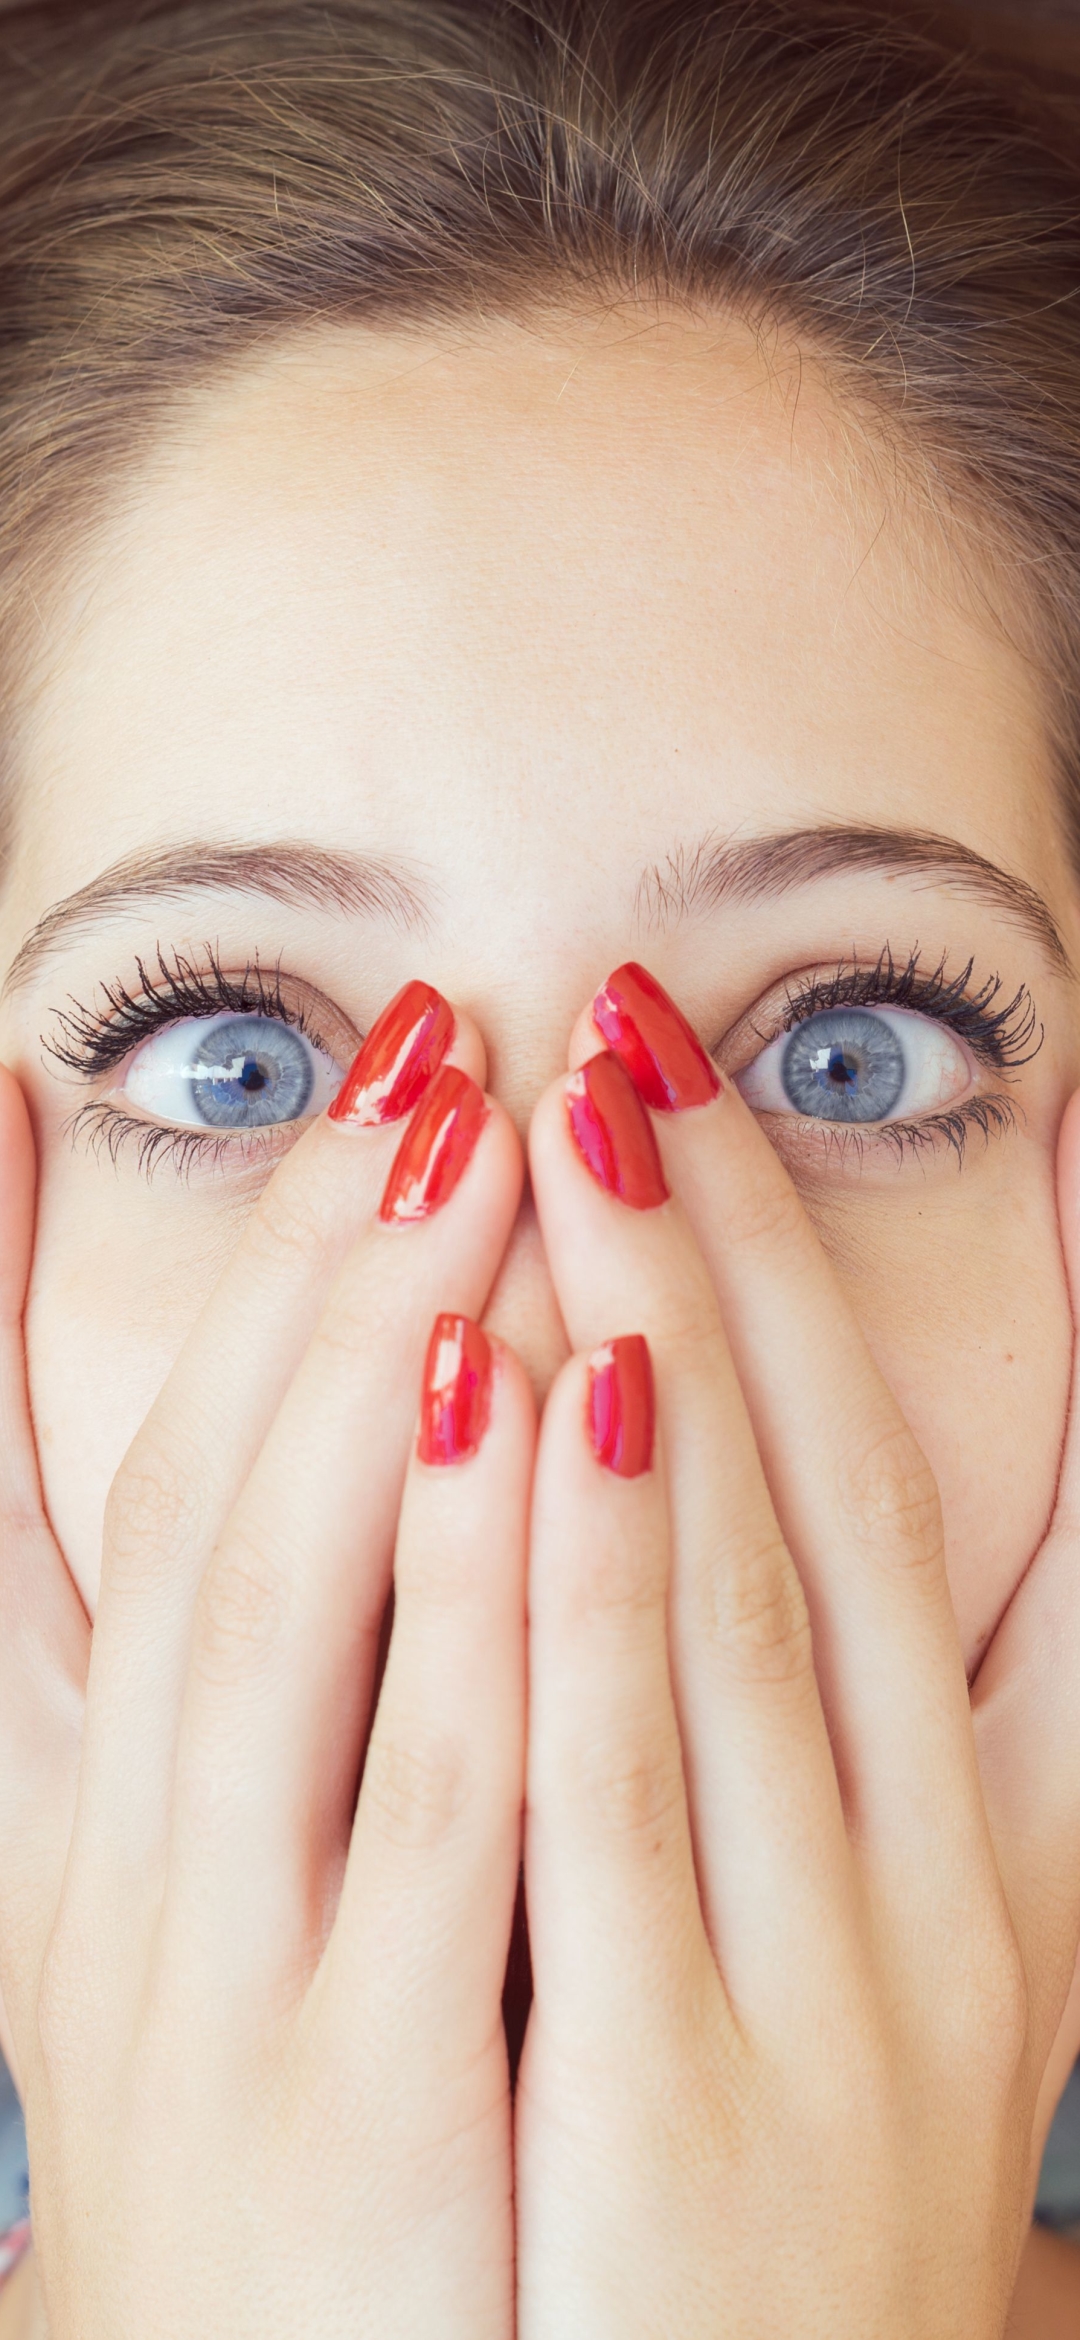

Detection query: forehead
(11, 305), (1061, 918)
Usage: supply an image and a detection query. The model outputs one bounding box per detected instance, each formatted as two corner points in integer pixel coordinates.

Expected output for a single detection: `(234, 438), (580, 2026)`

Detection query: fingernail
(566, 1051), (670, 1209)
(588, 1335), (655, 1477)
(591, 962), (720, 1112)
(379, 1065), (488, 1223)
(418, 1312), (493, 1464)
(329, 980), (455, 1126)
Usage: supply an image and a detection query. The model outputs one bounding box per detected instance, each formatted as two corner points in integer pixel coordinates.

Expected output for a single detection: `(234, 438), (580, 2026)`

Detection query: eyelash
(46, 945), (329, 1075)
(750, 945), (1042, 1168)
(45, 940), (1041, 1183)
(46, 945), (336, 1182)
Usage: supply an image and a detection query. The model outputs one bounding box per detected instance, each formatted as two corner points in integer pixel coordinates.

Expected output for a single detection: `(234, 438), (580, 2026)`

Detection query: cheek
(25, 1158), (238, 1615)
(828, 1169), (1071, 1673)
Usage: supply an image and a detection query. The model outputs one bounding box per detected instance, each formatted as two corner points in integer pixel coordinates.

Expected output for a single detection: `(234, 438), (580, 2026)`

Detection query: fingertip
(541, 1337), (657, 1485)
(328, 984), (487, 1129)
(526, 1069), (573, 1180)
(485, 1330), (539, 1443)
(566, 999), (609, 1074)
(413, 1313), (535, 1472)
(586, 1333), (656, 1479)
(445, 1005), (488, 1092)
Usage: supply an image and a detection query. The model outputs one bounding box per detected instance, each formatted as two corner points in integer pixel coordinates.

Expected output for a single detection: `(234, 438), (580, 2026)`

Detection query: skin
(0, 305), (1079, 2328)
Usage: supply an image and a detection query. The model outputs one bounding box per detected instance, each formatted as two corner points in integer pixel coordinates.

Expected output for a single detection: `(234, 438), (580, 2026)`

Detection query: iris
(781, 1008), (906, 1123)
(188, 1016), (315, 1129)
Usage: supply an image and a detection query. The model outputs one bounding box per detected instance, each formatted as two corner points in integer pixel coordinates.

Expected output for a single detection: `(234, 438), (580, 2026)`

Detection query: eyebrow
(3, 839), (433, 995)
(3, 819), (1069, 1000)
(636, 825), (1071, 973)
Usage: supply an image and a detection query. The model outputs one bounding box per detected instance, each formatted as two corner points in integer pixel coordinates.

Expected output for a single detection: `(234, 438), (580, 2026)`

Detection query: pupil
(808, 1041), (863, 1093)
(238, 1055), (269, 1095)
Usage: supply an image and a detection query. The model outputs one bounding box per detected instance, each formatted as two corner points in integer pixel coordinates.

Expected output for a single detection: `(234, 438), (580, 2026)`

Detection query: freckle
(1004, 1353), (1014, 1364)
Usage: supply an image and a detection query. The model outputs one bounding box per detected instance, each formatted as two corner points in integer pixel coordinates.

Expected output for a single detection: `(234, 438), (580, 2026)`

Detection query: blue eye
(736, 1004), (973, 1125)
(780, 1009), (904, 1122)
(121, 1011), (342, 1131)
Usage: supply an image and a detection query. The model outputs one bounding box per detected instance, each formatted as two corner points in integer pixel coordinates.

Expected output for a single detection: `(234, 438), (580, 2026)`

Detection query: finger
(528, 1061), (850, 2021)
(972, 1087), (1080, 2024)
(525, 1337), (715, 2046)
(324, 1319), (533, 2074)
(577, 967), (985, 1904)
(0, 1068), (87, 2056)
(157, 1089), (524, 1990)
(74, 988), (484, 1887)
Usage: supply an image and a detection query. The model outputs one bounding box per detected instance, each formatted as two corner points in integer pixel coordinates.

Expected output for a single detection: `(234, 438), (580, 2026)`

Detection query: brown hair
(1, 0), (1080, 857)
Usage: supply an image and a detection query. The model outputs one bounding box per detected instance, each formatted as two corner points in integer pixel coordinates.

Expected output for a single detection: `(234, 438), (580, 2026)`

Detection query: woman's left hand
(516, 967), (1080, 2340)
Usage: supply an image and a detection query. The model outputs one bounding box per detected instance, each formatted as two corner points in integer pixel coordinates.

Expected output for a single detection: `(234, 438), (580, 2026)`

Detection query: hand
(516, 966), (1080, 2340)
(0, 987), (533, 2340)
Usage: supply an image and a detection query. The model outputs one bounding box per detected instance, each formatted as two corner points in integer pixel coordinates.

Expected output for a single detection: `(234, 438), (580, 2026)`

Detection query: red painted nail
(591, 962), (720, 1112)
(566, 1051), (670, 1209)
(418, 1313), (493, 1464)
(329, 980), (455, 1126)
(588, 1335), (655, 1477)
(379, 1064), (488, 1223)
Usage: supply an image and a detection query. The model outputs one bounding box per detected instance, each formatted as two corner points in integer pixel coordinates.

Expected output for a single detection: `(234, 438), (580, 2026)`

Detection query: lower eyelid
(759, 1092), (1017, 1174)
(67, 1099), (313, 1182)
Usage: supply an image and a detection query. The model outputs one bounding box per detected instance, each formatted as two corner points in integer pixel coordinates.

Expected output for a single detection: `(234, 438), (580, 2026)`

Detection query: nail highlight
(418, 1313), (493, 1464)
(591, 962), (720, 1112)
(588, 1335), (655, 1477)
(379, 1064), (488, 1223)
(566, 1051), (670, 1209)
(329, 980), (455, 1126)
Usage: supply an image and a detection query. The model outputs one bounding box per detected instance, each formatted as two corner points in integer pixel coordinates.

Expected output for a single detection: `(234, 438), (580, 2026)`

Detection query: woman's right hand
(0, 985), (533, 2340)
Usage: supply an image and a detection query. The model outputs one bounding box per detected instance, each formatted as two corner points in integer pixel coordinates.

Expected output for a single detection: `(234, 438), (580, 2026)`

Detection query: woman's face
(0, 308), (1076, 1668)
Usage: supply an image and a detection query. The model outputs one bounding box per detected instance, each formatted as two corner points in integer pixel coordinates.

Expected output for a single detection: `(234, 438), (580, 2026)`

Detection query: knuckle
(193, 1530), (294, 1676)
(576, 1731), (686, 1842)
(308, 1293), (374, 1369)
(942, 1911), (1029, 2075)
(573, 1525), (667, 1627)
(103, 1438), (204, 1583)
(720, 1172), (805, 1260)
(247, 1168), (333, 1277)
(839, 1420), (944, 1576)
(707, 1531), (815, 1687)
(362, 1729), (470, 1851)
(579, 1558), (665, 1628)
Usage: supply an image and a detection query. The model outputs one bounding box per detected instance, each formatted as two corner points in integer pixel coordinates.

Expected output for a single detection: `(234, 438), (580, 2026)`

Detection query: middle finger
(528, 1054), (851, 2012)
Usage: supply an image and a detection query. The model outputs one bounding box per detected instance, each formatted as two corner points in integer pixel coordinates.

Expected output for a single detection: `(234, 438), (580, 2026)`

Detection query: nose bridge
(435, 920), (612, 1128)
(396, 753), (655, 1122)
